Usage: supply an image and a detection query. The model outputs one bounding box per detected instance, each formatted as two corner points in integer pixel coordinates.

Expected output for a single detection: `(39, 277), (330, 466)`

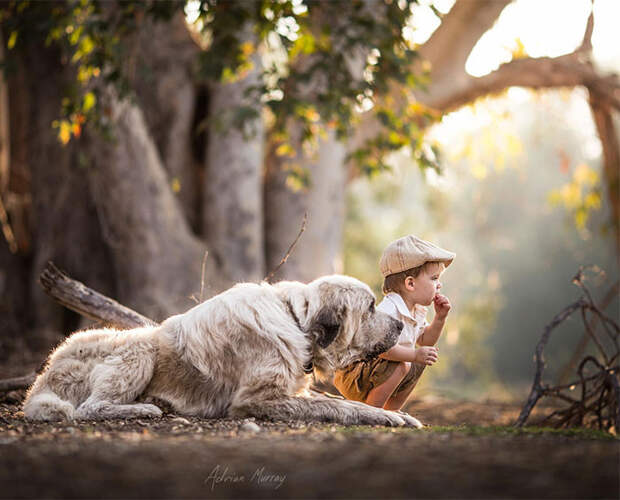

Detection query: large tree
(0, 0), (617, 353)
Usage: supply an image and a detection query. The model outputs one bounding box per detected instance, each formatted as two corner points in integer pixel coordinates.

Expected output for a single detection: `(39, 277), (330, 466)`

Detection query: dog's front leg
(229, 394), (421, 428)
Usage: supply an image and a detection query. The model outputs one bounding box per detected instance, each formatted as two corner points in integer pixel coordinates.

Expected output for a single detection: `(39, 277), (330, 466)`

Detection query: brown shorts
(333, 358), (426, 403)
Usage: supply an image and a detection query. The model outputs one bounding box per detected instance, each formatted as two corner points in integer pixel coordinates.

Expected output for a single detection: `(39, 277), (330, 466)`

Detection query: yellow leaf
(561, 183), (581, 208)
(574, 163), (598, 186)
(275, 143), (295, 157)
(171, 178), (181, 193)
(575, 208), (587, 229)
(240, 41), (254, 57)
(58, 121), (72, 145)
(82, 92), (96, 112)
(511, 38), (527, 60)
(304, 107), (320, 122)
(7, 31), (18, 50)
(584, 191), (601, 210)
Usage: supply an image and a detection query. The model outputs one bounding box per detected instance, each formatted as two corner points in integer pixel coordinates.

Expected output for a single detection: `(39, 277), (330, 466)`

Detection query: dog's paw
(353, 407), (406, 427)
(133, 403), (163, 418)
(390, 410), (424, 429)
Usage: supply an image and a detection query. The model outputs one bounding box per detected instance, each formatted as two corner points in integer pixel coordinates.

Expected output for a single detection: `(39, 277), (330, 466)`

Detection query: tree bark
(39, 262), (157, 328)
(204, 26), (265, 288)
(264, 127), (346, 282)
(132, 12), (202, 232)
(0, 27), (9, 196)
(15, 39), (116, 350)
(86, 88), (211, 320)
(424, 53), (620, 113)
(589, 93), (620, 252)
(416, 0), (511, 107)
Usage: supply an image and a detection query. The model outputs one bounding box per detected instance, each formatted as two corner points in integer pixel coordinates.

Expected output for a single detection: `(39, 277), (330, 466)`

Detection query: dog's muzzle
(364, 318), (403, 361)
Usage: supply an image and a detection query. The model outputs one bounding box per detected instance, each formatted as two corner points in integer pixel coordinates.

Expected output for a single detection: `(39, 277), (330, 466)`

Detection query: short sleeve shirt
(376, 292), (429, 348)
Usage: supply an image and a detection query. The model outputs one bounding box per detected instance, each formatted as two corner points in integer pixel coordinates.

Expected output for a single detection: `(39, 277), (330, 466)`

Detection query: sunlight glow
(466, 0), (620, 77)
(406, 0), (455, 45)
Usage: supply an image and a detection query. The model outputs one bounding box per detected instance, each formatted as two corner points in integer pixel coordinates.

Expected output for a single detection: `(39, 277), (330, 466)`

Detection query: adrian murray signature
(204, 464), (286, 491)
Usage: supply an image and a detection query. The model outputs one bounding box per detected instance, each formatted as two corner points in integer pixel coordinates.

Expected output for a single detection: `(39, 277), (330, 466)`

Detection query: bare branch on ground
(39, 262), (158, 329)
(516, 267), (620, 433)
(1, 262), (160, 393)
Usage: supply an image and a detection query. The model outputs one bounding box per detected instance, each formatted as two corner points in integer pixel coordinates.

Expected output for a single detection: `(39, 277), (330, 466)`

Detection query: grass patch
(326, 424), (616, 440)
(424, 425), (616, 440)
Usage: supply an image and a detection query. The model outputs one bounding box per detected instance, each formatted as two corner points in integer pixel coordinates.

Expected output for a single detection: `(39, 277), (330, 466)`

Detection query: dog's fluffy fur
(23, 275), (422, 427)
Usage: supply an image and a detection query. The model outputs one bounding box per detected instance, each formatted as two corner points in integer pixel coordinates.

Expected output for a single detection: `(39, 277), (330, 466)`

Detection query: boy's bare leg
(383, 385), (414, 411)
(383, 362), (425, 411)
(364, 362), (409, 408)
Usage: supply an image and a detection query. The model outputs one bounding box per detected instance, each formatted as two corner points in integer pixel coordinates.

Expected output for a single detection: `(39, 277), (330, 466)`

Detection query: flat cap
(379, 235), (455, 277)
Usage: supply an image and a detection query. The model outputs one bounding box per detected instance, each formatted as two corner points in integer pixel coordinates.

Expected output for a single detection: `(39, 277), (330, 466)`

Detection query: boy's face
(403, 263), (445, 307)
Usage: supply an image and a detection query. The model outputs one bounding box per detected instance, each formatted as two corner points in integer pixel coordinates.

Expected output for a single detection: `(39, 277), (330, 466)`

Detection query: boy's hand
(414, 346), (438, 366)
(433, 294), (451, 320)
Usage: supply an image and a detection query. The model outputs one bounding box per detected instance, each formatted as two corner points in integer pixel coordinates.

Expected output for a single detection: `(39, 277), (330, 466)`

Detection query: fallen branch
(559, 281), (620, 384)
(39, 262), (157, 329)
(516, 267), (620, 432)
(0, 262), (159, 393)
(0, 374), (36, 392)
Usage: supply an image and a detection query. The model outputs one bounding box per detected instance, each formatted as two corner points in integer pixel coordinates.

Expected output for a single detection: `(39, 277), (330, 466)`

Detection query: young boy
(333, 234), (455, 411)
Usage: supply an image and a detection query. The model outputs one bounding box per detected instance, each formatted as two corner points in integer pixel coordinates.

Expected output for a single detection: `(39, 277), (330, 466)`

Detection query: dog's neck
(283, 298), (315, 375)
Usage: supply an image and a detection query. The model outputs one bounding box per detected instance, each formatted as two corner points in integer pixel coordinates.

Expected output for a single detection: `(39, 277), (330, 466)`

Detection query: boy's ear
(404, 276), (415, 290)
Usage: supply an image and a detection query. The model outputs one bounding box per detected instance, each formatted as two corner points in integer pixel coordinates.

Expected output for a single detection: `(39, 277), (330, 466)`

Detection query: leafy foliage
(1, 0), (436, 177)
(1, 0), (180, 142)
(547, 163), (602, 235)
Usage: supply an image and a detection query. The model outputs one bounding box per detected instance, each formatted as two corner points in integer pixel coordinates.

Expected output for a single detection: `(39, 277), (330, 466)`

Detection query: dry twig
(516, 267), (620, 432)
(264, 212), (308, 283)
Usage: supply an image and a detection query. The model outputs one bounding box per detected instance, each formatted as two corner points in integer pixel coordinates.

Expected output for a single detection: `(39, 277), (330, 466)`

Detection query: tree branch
(0, 374), (36, 392)
(426, 53), (620, 113)
(418, 0), (511, 79)
(588, 91), (620, 250)
(39, 261), (157, 329)
(579, 5), (594, 53)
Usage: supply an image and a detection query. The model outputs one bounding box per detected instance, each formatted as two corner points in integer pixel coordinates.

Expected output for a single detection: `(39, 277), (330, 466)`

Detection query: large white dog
(24, 275), (422, 427)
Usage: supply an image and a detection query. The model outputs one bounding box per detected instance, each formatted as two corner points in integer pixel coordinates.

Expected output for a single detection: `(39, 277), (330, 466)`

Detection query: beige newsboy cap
(379, 235), (455, 277)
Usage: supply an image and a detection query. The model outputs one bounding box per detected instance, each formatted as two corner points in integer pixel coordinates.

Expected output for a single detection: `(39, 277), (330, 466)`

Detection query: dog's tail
(23, 387), (75, 422)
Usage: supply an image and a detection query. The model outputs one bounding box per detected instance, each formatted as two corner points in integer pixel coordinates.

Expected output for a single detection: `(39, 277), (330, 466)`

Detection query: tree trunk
(264, 127), (346, 282)
(132, 12), (202, 232)
(85, 88), (210, 320)
(589, 93), (620, 253)
(204, 27), (265, 288)
(16, 40), (116, 350)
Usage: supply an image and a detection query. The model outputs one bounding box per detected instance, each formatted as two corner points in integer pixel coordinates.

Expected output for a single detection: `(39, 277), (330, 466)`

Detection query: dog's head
(297, 275), (403, 379)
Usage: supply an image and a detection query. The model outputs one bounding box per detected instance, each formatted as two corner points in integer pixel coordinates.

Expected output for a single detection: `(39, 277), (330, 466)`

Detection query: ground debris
(0, 397), (617, 499)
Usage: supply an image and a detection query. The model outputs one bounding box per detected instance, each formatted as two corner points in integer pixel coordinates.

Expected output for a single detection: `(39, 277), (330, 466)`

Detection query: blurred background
(0, 0), (618, 401)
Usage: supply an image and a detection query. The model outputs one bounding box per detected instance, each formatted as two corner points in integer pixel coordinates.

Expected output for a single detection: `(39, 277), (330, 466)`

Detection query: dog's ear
(313, 306), (343, 349)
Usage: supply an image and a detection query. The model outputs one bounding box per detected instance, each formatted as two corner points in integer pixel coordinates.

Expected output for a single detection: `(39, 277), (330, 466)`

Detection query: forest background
(0, 0), (618, 402)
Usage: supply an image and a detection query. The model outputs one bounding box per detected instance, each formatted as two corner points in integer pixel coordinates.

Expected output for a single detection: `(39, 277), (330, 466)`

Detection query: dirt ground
(0, 389), (618, 500)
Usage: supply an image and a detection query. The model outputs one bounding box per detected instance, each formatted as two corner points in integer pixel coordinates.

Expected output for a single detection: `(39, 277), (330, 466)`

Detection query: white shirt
(376, 292), (429, 348)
